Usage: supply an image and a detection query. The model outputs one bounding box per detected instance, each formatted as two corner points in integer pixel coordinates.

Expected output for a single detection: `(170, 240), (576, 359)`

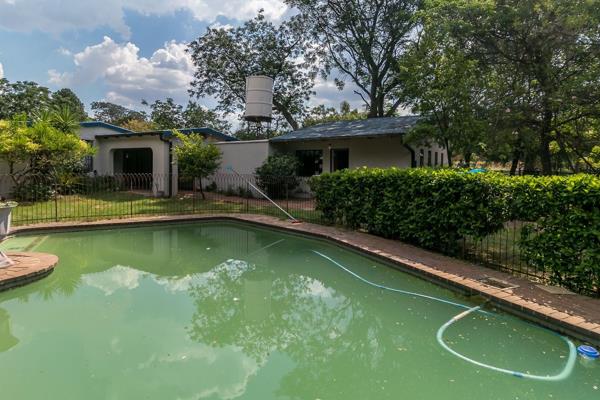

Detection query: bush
(311, 168), (510, 253)
(255, 155), (300, 198)
(310, 168), (600, 295)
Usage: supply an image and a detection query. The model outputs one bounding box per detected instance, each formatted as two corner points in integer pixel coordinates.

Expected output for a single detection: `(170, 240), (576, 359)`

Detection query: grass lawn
(12, 191), (323, 226)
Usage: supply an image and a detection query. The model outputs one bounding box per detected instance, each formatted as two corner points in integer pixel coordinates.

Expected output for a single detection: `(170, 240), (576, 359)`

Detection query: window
(295, 150), (323, 176)
(434, 152), (438, 166)
(441, 152), (444, 167)
(419, 150), (424, 167)
(331, 148), (349, 171)
(427, 150), (432, 167)
(83, 140), (94, 173)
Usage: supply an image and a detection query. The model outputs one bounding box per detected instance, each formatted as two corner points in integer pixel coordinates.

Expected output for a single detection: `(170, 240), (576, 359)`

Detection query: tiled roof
(270, 116), (420, 142)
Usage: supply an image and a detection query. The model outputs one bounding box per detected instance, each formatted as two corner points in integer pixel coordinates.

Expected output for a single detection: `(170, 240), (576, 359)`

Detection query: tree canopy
(287, 0), (422, 118)
(419, 0), (600, 174)
(90, 101), (148, 126)
(187, 11), (319, 130)
(143, 98), (231, 132)
(50, 88), (87, 121)
(0, 79), (51, 119)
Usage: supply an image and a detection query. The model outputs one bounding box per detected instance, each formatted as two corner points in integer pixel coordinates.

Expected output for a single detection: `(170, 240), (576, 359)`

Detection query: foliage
(143, 98), (231, 132)
(303, 101), (367, 127)
(0, 115), (93, 200)
(310, 168), (600, 295)
(423, 0), (600, 175)
(287, 0), (421, 117)
(173, 131), (222, 199)
(255, 154), (300, 198)
(188, 11), (319, 130)
(0, 79), (51, 119)
(90, 101), (148, 126)
(121, 119), (156, 132)
(399, 10), (487, 166)
(50, 88), (87, 121)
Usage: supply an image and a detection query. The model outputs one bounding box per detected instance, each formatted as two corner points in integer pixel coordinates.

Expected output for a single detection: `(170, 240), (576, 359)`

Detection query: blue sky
(0, 0), (360, 123)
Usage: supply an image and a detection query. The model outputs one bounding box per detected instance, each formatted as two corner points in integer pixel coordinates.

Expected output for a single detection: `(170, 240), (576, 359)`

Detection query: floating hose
(436, 306), (577, 381)
(312, 250), (577, 381)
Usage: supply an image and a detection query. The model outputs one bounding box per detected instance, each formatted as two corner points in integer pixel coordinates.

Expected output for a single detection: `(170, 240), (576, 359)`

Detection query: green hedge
(310, 168), (600, 295)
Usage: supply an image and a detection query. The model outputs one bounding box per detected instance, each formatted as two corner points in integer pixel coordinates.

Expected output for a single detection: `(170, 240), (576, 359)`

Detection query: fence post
(245, 181), (249, 213)
(54, 183), (59, 222)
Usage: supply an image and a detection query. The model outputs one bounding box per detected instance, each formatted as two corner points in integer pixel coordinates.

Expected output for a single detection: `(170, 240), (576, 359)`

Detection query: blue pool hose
(311, 250), (577, 381)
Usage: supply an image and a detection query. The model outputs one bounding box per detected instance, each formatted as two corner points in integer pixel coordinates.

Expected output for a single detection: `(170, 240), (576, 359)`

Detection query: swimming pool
(0, 222), (598, 399)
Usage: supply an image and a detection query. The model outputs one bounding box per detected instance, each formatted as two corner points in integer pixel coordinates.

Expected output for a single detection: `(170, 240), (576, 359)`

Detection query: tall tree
(50, 88), (87, 121)
(90, 101), (147, 126)
(287, 0), (421, 118)
(187, 11), (319, 130)
(432, 0), (600, 175)
(144, 98), (185, 129)
(399, 13), (487, 166)
(183, 101), (231, 133)
(0, 79), (51, 119)
(303, 101), (366, 127)
(143, 98), (231, 132)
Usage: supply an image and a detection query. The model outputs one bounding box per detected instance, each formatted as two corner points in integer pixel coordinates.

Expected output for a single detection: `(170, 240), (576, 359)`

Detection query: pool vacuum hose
(312, 250), (577, 381)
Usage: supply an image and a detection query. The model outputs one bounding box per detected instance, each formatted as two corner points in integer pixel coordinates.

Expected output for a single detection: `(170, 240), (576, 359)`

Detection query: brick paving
(11, 213), (600, 345)
(0, 252), (59, 291)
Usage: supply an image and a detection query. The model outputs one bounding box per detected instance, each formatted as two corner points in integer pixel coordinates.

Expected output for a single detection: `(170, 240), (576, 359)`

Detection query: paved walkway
(11, 213), (600, 345)
(0, 252), (59, 291)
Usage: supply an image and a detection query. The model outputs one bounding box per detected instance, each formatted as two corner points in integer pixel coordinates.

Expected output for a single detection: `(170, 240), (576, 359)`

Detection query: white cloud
(49, 36), (194, 107)
(0, 62), (4, 79)
(0, 0), (288, 38)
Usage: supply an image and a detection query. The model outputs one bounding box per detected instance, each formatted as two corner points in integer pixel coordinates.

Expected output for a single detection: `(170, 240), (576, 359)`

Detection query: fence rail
(0, 172), (560, 291)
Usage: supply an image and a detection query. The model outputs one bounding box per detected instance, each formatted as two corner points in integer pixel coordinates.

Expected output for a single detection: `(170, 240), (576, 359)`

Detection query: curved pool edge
(9, 213), (600, 346)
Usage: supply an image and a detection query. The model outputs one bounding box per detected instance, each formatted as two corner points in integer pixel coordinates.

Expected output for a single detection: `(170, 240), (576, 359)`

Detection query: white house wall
(272, 136), (414, 173)
(213, 140), (271, 174)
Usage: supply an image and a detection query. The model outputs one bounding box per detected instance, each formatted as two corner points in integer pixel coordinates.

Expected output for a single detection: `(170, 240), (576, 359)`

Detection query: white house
(0, 117), (447, 198)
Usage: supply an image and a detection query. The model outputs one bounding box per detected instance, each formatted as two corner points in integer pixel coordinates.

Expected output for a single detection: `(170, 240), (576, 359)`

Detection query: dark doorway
(330, 148), (349, 172)
(114, 148), (153, 174)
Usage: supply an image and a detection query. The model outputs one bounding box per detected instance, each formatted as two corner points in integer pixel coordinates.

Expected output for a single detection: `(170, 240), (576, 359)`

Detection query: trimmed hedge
(310, 168), (600, 295)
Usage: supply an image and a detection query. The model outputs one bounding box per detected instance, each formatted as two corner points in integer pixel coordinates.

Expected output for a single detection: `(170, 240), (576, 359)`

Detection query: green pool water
(0, 222), (598, 399)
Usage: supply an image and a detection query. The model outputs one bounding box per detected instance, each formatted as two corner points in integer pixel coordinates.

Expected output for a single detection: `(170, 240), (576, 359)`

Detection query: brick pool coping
(0, 252), (59, 291)
(10, 214), (600, 346)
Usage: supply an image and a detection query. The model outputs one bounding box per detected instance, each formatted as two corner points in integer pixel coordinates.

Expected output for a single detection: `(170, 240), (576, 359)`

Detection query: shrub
(311, 168), (510, 253)
(310, 168), (600, 295)
(255, 155), (300, 198)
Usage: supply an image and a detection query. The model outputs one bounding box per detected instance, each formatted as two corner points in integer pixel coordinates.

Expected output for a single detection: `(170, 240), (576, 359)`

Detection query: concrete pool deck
(0, 252), (59, 291)
(9, 213), (600, 346)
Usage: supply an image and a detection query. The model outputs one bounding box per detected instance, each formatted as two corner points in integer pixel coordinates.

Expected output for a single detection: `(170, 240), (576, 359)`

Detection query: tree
(0, 79), (51, 119)
(90, 101), (147, 126)
(287, 0), (422, 118)
(399, 14), (487, 166)
(121, 119), (157, 132)
(50, 88), (87, 121)
(432, 0), (600, 175)
(143, 98), (185, 129)
(173, 131), (222, 199)
(187, 11), (319, 130)
(183, 101), (231, 133)
(303, 101), (367, 127)
(0, 115), (93, 193)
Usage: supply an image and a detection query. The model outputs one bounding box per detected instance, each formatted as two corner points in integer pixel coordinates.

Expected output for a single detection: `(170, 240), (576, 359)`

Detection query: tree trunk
(539, 130), (553, 175)
(198, 178), (205, 200)
(444, 138), (453, 167)
(272, 99), (299, 130)
(509, 154), (520, 175)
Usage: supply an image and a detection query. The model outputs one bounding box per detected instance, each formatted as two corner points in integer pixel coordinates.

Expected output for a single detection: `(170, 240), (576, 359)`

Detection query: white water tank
(244, 75), (274, 122)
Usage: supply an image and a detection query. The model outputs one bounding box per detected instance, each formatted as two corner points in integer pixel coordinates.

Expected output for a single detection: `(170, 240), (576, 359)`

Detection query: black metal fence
(1, 173), (549, 286)
(0, 173), (319, 226)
